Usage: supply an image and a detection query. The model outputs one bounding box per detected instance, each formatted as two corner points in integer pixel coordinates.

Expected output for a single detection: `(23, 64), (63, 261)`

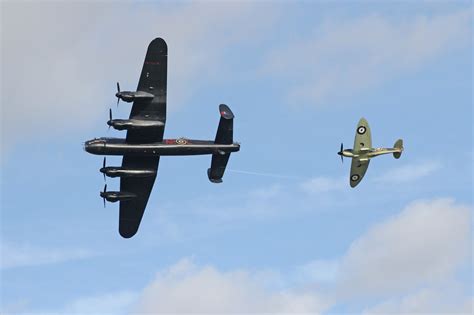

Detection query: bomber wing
(119, 38), (167, 238)
(119, 156), (159, 238)
(350, 158), (370, 188)
(126, 37), (168, 144)
(353, 117), (372, 152)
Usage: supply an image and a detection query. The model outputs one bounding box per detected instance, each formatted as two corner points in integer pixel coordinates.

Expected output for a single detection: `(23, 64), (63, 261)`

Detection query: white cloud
(134, 258), (330, 314)
(363, 286), (473, 314)
(261, 9), (472, 106)
(374, 160), (441, 183)
(18, 197), (470, 314)
(0, 241), (95, 269)
(133, 196), (472, 314)
(336, 198), (471, 299)
(1, 2), (279, 149)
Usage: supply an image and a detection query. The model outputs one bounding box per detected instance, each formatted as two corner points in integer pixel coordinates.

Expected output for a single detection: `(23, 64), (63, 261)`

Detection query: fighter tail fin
(393, 139), (403, 159)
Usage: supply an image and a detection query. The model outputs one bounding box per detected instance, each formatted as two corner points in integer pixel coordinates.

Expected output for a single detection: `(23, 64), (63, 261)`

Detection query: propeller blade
(339, 143), (344, 163)
(108, 108), (112, 130)
(102, 157), (106, 181)
(102, 184), (107, 208)
(116, 82), (121, 107)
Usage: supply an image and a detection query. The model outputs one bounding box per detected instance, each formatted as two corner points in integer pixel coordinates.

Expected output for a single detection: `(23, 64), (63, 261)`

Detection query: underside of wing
(350, 158), (370, 188)
(119, 156), (159, 238)
(127, 38), (168, 144)
(353, 118), (372, 152)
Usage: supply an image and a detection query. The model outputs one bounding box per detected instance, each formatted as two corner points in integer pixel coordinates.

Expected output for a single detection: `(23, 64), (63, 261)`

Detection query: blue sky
(1, 1), (472, 314)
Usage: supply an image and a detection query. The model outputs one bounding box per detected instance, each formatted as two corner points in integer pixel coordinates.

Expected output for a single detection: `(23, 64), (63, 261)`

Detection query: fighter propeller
(337, 143), (344, 163)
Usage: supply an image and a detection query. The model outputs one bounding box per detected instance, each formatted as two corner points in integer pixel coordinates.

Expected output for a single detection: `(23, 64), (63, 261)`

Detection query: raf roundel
(351, 174), (360, 181)
(176, 138), (187, 145)
(357, 126), (366, 134)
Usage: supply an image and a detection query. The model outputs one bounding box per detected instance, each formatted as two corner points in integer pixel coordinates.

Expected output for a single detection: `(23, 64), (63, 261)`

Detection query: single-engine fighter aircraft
(84, 38), (240, 238)
(337, 118), (403, 188)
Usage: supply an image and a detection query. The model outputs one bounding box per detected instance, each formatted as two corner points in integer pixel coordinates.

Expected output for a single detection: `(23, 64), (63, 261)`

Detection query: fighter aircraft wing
(126, 38), (168, 144)
(350, 158), (370, 188)
(118, 155), (159, 238)
(353, 118), (372, 152)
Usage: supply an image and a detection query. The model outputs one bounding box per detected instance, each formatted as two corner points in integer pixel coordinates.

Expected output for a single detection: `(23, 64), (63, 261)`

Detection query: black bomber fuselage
(84, 137), (240, 156)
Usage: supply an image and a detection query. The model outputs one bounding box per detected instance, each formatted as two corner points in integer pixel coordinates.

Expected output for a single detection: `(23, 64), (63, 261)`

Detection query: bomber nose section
(84, 140), (92, 153)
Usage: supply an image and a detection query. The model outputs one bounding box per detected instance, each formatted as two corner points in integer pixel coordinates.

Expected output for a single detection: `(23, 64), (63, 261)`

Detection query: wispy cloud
(363, 286), (473, 314)
(261, 9), (471, 106)
(137, 198), (473, 313)
(1, 2), (279, 148)
(336, 198), (471, 299)
(301, 176), (346, 193)
(134, 258), (330, 314)
(1, 241), (96, 269)
(21, 198), (470, 314)
(227, 169), (301, 180)
(374, 160), (441, 183)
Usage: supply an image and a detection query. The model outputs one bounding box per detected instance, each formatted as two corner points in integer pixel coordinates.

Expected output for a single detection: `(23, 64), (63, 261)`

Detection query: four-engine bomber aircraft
(337, 118), (404, 187)
(84, 38), (240, 238)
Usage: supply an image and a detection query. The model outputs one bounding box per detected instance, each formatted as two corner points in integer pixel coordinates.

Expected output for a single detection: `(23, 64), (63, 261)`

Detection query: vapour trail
(227, 169), (302, 179)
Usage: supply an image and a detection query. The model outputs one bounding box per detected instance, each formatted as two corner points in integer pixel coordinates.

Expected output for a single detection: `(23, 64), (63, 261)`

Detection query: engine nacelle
(100, 166), (157, 178)
(100, 191), (136, 203)
(116, 91), (154, 103)
(107, 119), (164, 131)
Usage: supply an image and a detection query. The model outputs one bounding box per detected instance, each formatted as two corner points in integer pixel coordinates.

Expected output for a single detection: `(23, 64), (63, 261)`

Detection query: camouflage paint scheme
(338, 118), (404, 188)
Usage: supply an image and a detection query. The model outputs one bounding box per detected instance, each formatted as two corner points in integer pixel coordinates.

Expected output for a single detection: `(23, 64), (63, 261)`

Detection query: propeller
(101, 184), (107, 208)
(337, 143), (344, 163)
(102, 157), (106, 181)
(108, 108), (112, 130)
(116, 82), (121, 106)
